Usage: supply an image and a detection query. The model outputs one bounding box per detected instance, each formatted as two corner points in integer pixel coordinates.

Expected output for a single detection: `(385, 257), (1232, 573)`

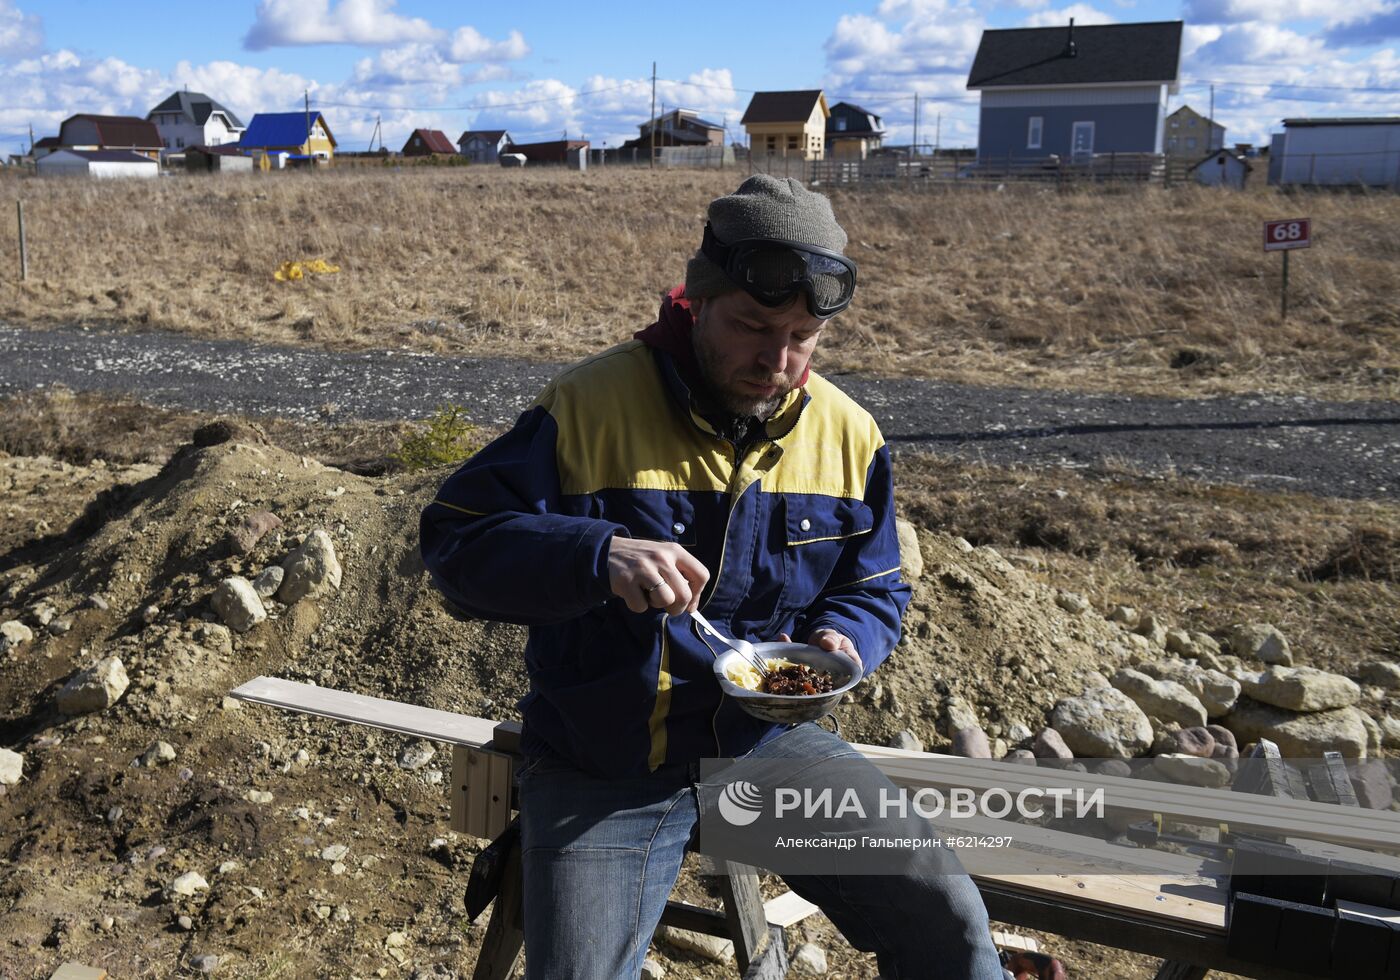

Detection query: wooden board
(762, 890), (819, 928)
(229, 676), (496, 747)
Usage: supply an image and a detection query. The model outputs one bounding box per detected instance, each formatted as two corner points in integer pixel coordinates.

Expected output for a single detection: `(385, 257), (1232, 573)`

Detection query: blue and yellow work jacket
(420, 298), (911, 778)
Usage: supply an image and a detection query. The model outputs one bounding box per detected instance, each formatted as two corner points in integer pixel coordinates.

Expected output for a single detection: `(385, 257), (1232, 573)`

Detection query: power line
(309, 81), (638, 113)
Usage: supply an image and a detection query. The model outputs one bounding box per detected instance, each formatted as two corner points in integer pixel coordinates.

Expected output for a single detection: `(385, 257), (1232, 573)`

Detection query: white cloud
(351, 43), (461, 88)
(1188, 23), (1324, 67)
(1024, 5), (1118, 27)
(1183, 0), (1393, 26)
(0, 0), (41, 59)
(448, 26), (529, 63)
(244, 0), (441, 50)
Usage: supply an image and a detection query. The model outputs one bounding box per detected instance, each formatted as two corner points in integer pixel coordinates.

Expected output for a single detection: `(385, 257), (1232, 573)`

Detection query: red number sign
(1264, 218), (1311, 252)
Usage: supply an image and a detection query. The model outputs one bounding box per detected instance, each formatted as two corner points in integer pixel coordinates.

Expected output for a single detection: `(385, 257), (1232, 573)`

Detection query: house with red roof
(402, 128), (456, 157)
(57, 114), (163, 160)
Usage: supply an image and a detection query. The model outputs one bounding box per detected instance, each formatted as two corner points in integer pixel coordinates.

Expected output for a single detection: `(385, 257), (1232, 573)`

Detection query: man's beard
(692, 333), (794, 420)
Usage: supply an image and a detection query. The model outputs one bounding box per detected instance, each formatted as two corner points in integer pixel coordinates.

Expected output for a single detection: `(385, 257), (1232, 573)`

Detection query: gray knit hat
(685, 174), (849, 307)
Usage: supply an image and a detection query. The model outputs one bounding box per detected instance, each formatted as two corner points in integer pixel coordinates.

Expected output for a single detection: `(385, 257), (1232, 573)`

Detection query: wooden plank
(450, 745), (513, 840)
(739, 925), (788, 980)
(989, 929), (1040, 954)
(978, 872), (1225, 932)
(229, 676), (497, 747)
(471, 840), (524, 980)
(856, 745), (1400, 854)
(763, 890), (819, 929)
(718, 863), (771, 974)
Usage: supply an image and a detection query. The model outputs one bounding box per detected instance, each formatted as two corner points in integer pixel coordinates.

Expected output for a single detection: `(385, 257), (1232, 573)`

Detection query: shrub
(391, 404), (480, 471)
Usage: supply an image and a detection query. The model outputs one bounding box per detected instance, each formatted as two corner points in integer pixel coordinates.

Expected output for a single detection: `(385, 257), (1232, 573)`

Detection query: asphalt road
(2, 324), (1397, 501)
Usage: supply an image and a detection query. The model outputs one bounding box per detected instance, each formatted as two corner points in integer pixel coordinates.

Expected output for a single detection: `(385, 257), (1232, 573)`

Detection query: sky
(2, 0), (1399, 158)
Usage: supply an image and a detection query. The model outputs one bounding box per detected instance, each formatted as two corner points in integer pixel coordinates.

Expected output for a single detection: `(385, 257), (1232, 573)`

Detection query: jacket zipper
(705, 437), (772, 757)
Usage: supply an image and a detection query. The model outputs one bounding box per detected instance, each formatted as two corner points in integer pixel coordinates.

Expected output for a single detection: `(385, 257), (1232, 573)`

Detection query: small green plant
(392, 404), (481, 471)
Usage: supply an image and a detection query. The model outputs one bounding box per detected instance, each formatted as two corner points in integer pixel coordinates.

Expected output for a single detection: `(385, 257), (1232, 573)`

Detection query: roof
(34, 136), (59, 148)
(404, 128), (456, 154)
(458, 129), (508, 143)
(188, 143), (245, 156)
(240, 111), (336, 149)
(827, 101), (884, 135)
(1283, 117), (1400, 127)
(967, 20), (1182, 89)
(1187, 150), (1252, 173)
(61, 114), (162, 149)
(44, 149), (157, 164)
(741, 90), (826, 125)
(149, 90), (244, 129)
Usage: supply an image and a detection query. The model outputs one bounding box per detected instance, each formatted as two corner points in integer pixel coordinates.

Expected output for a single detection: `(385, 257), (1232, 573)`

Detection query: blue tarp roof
(240, 111), (329, 148)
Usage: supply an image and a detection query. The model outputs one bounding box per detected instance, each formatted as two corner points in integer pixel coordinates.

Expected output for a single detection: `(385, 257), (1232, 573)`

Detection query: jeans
(517, 721), (1009, 979)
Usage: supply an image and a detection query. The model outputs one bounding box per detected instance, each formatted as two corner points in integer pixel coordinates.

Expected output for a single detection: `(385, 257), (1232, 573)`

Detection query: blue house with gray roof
(967, 19), (1182, 165)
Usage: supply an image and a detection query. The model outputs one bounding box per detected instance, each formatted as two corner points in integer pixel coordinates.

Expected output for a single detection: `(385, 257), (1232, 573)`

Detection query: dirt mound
(0, 433), (1149, 976)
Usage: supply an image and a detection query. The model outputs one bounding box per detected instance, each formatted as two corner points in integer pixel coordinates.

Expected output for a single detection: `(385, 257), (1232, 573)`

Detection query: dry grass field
(1, 166), (1398, 400)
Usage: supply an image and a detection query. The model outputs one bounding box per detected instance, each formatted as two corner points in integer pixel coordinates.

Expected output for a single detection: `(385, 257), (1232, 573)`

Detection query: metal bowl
(712, 641), (863, 724)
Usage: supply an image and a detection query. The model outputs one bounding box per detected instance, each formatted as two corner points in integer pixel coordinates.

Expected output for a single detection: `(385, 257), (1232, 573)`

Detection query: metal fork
(690, 610), (772, 684)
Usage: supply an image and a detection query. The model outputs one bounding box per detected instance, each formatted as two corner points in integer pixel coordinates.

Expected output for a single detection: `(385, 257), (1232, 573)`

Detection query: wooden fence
(759, 152), (1194, 188)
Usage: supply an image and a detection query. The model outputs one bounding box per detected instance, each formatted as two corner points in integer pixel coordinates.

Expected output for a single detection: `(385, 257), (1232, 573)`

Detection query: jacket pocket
(777, 496), (874, 613)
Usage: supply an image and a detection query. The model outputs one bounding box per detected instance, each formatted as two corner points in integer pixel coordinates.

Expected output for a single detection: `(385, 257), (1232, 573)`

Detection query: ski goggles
(700, 223), (857, 319)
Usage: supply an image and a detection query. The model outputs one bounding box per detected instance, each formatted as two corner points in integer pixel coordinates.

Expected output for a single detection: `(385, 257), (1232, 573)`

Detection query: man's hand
(607, 537), (710, 616)
(779, 629), (861, 671)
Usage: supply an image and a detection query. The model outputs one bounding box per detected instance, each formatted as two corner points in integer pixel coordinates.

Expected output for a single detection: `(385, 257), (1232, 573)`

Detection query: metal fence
(789, 152), (1194, 188)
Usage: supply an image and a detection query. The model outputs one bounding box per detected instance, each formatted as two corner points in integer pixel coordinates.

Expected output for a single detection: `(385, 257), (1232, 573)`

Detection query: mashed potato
(725, 658), (797, 691)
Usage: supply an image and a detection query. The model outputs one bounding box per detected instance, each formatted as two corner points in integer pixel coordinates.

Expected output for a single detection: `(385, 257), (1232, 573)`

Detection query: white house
(458, 129), (510, 163)
(147, 91), (246, 155)
(1276, 117), (1400, 187)
(37, 149), (160, 179)
(1189, 149), (1251, 189)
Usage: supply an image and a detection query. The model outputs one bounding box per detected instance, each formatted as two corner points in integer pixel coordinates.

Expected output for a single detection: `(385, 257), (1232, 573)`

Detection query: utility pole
(1209, 83), (1216, 150)
(649, 61), (657, 169)
(935, 112), (941, 157)
(304, 89), (311, 157)
(912, 93), (920, 156)
(27, 123), (34, 155)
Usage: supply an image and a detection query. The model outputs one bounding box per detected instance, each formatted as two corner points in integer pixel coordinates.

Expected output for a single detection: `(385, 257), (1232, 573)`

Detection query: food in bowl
(724, 657), (839, 696)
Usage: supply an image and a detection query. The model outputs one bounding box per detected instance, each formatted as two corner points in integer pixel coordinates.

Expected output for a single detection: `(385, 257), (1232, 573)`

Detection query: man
(421, 175), (1014, 979)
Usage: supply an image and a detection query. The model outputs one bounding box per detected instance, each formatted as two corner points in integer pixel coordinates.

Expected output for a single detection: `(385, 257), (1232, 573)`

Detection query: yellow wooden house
(741, 90), (829, 161)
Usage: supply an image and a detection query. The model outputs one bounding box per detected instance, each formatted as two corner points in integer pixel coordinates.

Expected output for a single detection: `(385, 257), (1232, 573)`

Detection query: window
(787, 136), (798, 150)
(1170, 120), (1179, 129)
(1168, 137), (1177, 150)
(1186, 137), (1197, 150)
(835, 117), (847, 132)
(176, 137), (184, 148)
(1188, 118), (1197, 127)
(1027, 116), (1043, 150)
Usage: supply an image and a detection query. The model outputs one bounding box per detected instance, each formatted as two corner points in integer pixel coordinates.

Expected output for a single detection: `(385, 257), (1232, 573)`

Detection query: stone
(1134, 611), (1168, 647)
(1004, 749), (1037, 766)
(140, 604), (161, 625)
(177, 914), (194, 930)
(660, 925), (734, 963)
(1211, 742), (1240, 774)
(0, 748), (22, 785)
(398, 741), (436, 770)
(169, 871), (209, 898)
(227, 509), (282, 555)
(252, 566), (283, 599)
(1032, 728), (1074, 764)
(1107, 606), (1139, 629)
(1205, 724), (1237, 752)
(1190, 631), (1223, 656)
(244, 789), (273, 804)
(56, 656), (129, 714)
(640, 959), (666, 980)
(47, 616), (73, 636)
(943, 697), (980, 736)
(1138, 660), (1240, 717)
(793, 943), (829, 975)
(140, 741), (177, 767)
(277, 529), (342, 603)
(1168, 727), (1217, 759)
(951, 727), (991, 759)
(193, 621), (233, 657)
(1358, 661), (1400, 690)
(1007, 722), (1032, 744)
(895, 519), (924, 581)
(320, 844), (349, 862)
(211, 576), (265, 633)
(1111, 668), (1208, 729)
(385, 931), (407, 948)
(87, 594), (110, 611)
(1240, 666), (1361, 712)
(1360, 712), (1383, 757)
(1154, 753), (1232, 788)
(1095, 759), (1133, 779)
(191, 953), (220, 973)
(1055, 591), (1090, 616)
(0, 620), (33, 652)
(1227, 623), (1293, 666)
(1350, 760), (1395, 810)
(1381, 716), (1400, 749)
(1164, 629), (1196, 657)
(1223, 699), (1369, 759)
(951, 536), (974, 553)
(889, 730), (923, 752)
(1050, 686), (1153, 758)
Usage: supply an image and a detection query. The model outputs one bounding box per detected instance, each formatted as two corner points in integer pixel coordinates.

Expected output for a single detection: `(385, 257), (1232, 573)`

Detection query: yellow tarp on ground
(274, 259), (340, 282)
